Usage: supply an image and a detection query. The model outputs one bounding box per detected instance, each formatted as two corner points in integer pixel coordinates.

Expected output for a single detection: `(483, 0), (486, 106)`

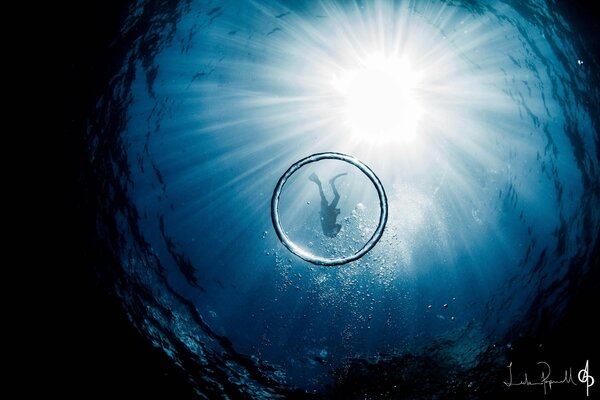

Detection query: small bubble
(427, 305), (432, 309)
(306, 201), (310, 205)
(262, 231), (268, 239)
(443, 303), (448, 308)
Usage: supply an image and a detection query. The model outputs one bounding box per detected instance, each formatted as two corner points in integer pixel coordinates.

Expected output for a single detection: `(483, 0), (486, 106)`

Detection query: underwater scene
(77, 0), (599, 398)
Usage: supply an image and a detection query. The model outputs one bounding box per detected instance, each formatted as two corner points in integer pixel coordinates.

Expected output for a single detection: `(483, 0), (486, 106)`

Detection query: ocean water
(84, 0), (599, 397)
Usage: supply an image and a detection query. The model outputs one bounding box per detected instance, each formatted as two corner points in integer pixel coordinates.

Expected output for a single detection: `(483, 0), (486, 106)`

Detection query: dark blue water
(83, 0), (599, 397)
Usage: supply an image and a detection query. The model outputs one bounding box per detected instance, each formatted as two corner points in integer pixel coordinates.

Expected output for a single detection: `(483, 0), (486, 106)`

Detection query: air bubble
(271, 152), (388, 266)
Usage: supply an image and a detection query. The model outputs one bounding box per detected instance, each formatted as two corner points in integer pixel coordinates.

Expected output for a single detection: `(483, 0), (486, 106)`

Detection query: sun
(332, 54), (424, 145)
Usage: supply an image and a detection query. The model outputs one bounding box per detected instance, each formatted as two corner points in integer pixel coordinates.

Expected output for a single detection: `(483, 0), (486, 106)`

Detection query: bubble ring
(271, 152), (388, 266)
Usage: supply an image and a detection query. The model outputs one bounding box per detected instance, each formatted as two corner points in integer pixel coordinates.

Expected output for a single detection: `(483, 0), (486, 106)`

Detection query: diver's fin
(309, 172), (321, 184)
(329, 172), (347, 184)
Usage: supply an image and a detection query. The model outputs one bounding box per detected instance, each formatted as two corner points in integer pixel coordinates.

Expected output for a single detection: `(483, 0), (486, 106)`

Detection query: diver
(309, 172), (347, 237)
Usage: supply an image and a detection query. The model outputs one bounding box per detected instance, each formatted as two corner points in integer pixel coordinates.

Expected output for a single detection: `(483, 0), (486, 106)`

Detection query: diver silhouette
(309, 172), (347, 237)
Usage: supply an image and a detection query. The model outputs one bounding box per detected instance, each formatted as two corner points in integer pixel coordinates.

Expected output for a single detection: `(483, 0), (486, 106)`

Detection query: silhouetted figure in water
(309, 172), (347, 237)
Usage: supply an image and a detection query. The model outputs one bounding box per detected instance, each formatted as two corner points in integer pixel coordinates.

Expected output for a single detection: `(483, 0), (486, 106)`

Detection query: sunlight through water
(332, 54), (423, 143)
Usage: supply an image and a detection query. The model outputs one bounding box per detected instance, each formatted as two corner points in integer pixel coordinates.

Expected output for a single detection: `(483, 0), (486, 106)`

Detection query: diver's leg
(318, 183), (328, 207)
(328, 173), (347, 208)
(330, 185), (340, 208)
(309, 173), (327, 206)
